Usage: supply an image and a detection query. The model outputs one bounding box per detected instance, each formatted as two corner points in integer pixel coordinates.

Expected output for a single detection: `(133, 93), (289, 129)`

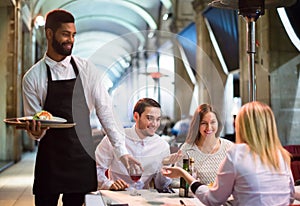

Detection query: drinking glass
(129, 166), (142, 196)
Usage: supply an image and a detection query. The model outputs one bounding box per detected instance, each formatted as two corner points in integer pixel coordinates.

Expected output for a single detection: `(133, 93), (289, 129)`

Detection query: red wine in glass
(130, 175), (141, 182)
(129, 165), (142, 196)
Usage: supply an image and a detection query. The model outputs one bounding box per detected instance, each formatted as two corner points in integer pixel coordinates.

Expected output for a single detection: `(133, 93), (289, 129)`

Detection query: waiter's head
(45, 9), (76, 59)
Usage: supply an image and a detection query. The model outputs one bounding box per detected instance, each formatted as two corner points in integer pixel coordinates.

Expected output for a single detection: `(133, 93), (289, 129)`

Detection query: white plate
(17, 116), (67, 123)
(4, 118), (75, 128)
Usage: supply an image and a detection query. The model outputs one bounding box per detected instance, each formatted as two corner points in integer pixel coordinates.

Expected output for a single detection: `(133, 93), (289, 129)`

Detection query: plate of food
(17, 111), (67, 124)
(17, 116), (67, 123)
(4, 110), (75, 129)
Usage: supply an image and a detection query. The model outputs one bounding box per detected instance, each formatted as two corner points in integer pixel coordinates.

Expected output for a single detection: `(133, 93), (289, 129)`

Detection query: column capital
(192, 0), (210, 13)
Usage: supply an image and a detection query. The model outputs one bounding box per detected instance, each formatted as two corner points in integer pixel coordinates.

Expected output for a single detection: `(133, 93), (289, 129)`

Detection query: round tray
(3, 118), (76, 129)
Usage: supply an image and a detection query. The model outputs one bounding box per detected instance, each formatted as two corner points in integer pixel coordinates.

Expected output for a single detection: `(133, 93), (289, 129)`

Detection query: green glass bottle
(179, 158), (190, 197)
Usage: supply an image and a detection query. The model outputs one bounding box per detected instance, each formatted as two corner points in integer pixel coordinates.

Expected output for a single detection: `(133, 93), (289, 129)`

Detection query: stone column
(0, 1), (23, 162)
(0, 6), (9, 161)
(192, 0), (227, 118)
(172, 0), (197, 120)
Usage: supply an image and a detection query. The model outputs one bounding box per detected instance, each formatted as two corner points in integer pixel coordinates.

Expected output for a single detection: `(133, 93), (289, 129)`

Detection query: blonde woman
(162, 101), (294, 205)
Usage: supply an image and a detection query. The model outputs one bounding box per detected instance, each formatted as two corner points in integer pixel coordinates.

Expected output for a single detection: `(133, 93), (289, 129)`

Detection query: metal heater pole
(246, 18), (257, 101)
(209, 0), (296, 102)
(239, 0), (264, 102)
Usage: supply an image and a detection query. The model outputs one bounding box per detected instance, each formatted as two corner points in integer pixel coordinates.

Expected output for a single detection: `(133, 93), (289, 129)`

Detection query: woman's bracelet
(191, 181), (203, 194)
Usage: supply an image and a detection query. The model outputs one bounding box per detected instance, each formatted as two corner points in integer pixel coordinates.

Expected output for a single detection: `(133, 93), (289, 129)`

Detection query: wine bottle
(189, 157), (197, 178)
(179, 158), (190, 197)
(188, 157), (196, 197)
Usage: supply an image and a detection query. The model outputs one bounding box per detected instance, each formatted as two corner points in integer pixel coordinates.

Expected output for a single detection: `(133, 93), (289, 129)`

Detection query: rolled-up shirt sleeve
(86, 60), (128, 159)
(93, 82), (127, 158)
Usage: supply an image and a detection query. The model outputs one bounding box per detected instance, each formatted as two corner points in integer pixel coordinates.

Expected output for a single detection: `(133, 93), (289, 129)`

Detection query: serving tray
(3, 118), (76, 129)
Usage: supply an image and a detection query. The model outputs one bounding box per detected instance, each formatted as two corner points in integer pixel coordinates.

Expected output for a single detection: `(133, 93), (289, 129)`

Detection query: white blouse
(178, 138), (233, 185)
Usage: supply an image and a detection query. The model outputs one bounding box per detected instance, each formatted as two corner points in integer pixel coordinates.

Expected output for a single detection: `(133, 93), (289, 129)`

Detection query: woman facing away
(162, 101), (294, 206)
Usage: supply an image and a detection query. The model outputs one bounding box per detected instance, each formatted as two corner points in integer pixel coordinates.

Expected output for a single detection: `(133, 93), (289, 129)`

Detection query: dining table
(292, 186), (300, 205)
(85, 187), (300, 206)
(85, 188), (205, 206)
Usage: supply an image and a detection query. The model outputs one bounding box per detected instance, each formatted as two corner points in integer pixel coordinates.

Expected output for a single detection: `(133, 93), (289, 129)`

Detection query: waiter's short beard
(52, 36), (73, 56)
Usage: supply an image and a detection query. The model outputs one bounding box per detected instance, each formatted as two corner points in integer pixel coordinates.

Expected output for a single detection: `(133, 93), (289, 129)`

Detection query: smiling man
(95, 98), (172, 191)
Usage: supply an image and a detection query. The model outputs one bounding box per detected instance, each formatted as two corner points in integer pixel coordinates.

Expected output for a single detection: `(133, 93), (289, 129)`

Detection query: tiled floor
(0, 150), (36, 206)
(0, 150), (63, 206)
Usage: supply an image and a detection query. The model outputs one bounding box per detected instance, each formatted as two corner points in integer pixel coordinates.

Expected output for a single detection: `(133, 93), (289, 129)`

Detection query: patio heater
(209, 0), (296, 102)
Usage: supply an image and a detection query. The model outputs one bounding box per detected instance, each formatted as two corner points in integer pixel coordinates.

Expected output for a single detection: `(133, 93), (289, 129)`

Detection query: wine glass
(129, 166), (142, 196)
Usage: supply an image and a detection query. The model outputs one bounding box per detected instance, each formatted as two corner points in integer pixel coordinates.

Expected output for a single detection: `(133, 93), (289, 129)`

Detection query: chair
(284, 145), (300, 182)
(292, 161), (300, 183)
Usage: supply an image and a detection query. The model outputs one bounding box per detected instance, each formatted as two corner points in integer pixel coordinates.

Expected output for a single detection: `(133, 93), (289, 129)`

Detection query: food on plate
(33, 110), (53, 120)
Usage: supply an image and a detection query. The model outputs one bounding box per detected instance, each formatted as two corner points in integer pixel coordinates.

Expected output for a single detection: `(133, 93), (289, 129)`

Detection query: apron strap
(70, 57), (79, 76)
(45, 57), (79, 81)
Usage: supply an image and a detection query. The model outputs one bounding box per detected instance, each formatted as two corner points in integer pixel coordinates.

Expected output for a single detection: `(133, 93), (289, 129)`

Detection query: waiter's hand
(120, 154), (143, 171)
(24, 120), (49, 140)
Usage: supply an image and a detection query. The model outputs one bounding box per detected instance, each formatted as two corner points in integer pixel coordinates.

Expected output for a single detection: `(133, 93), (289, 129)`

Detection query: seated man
(95, 98), (172, 191)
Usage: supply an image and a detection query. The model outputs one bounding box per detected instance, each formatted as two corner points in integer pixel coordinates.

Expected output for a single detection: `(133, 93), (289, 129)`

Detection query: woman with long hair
(176, 103), (233, 185)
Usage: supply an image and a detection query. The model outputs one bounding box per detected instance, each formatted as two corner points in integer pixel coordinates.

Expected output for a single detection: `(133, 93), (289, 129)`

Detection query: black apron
(33, 58), (97, 194)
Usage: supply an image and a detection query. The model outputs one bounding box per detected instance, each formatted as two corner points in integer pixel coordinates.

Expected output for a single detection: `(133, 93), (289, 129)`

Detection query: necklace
(198, 138), (220, 154)
(186, 138), (221, 178)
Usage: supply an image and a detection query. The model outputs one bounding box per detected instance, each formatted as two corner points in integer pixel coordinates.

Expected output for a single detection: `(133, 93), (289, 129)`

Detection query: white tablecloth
(293, 186), (300, 204)
(86, 189), (204, 206)
(86, 187), (300, 206)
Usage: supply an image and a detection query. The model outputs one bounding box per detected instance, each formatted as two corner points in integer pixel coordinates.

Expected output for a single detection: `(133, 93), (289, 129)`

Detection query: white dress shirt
(95, 125), (172, 190)
(192, 143), (295, 206)
(22, 54), (127, 158)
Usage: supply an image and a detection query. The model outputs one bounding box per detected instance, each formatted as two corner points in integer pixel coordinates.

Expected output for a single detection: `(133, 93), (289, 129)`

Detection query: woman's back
(223, 144), (292, 206)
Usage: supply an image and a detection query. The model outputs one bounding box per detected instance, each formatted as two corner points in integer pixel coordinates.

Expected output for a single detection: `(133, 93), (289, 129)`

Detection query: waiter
(22, 9), (140, 206)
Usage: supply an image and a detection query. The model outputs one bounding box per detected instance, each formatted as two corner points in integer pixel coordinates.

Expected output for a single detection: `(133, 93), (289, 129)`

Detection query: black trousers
(35, 193), (85, 206)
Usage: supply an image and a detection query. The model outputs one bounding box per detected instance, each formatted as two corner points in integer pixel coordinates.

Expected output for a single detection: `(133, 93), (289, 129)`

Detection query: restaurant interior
(0, 0), (300, 205)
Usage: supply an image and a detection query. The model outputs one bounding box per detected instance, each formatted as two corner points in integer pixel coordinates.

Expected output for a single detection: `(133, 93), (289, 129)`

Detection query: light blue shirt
(193, 143), (294, 206)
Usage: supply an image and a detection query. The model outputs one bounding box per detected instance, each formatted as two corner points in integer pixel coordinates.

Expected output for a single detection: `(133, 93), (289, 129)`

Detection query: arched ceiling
(31, 0), (173, 88)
